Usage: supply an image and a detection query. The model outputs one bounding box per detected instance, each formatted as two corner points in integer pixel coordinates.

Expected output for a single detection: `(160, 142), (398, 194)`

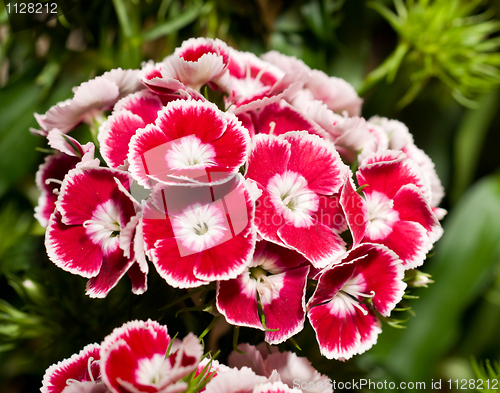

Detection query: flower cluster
(34, 37), (445, 362)
(41, 319), (329, 393)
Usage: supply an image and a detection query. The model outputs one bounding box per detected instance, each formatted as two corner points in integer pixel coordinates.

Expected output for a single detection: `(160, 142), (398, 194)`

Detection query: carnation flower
(143, 37), (230, 92)
(45, 167), (147, 297)
(246, 131), (348, 268)
(216, 241), (309, 344)
(228, 343), (332, 393)
(142, 174), (255, 288)
(35, 141), (98, 227)
(351, 151), (442, 269)
(41, 343), (102, 393)
(100, 319), (202, 393)
(307, 243), (406, 360)
(128, 99), (249, 188)
(40, 68), (142, 134)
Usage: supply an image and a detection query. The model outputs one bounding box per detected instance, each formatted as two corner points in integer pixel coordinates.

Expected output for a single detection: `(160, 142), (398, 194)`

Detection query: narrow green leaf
(142, 2), (203, 42)
(452, 89), (500, 203)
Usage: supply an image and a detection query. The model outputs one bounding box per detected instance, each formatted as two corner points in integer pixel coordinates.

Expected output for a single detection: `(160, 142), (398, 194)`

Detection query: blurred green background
(1, 0), (500, 392)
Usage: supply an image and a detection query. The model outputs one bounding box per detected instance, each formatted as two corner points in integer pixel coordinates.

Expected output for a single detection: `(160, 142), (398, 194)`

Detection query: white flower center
(165, 135), (216, 169)
(231, 63), (271, 102)
(83, 200), (122, 253)
(171, 203), (228, 253)
(365, 191), (399, 240)
(135, 354), (169, 387)
(329, 275), (374, 317)
(267, 171), (318, 227)
(248, 265), (285, 306)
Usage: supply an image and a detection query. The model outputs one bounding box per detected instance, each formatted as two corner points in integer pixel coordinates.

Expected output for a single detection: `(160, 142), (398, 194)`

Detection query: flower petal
(262, 265), (309, 344)
(41, 343), (101, 393)
(277, 222), (346, 269)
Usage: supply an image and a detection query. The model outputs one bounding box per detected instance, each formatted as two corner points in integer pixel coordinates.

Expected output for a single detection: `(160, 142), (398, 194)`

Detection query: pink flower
(42, 68), (142, 134)
(261, 51), (362, 116)
(142, 175), (256, 288)
(128, 99), (250, 189)
(368, 116), (445, 209)
(307, 243), (406, 360)
(246, 100), (330, 140)
(350, 151), (442, 269)
(305, 70), (363, 116)
(228, 343), (332, 393)
(143, 38), (230, 92)
(35, 141), (98, 227)
(203, 367), (270, 393)
(216, 241), (309, 344)
(328, 116), (389, 164)
(100, 320), (203, 393)
(41, 343), (103, 393)
(45, 167), (147, 297)
(99, 90), (167, 169)
(246, 132), (348, 268)
(227, 49), (306, 114)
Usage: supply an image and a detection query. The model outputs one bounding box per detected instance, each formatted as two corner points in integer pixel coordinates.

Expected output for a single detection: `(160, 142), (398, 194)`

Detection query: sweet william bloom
(246, 131), (348, 268)
(353, 151), (442, 269)
(261, 51), (362, 117)
(143, 38), (230, 93)
(367, 116), (445, 211)
(41, 343), (102, 393)
(216, 241), (309, 344)
(99, 90), (168, 169)
(247, 100), (329, 140)
(45, 167), (147, 298)
(228, 343), (332, 393)
(128, 99), (250, 188)
(100, 319), (202, 393)
(227, 49), (307, 114)
(41, 68), (142, 134)
(35, 141), (98, 227)
(305, 70), (363, 117)
(142, 174), (256, 288)
(307, 243), (406, 360)
(203, 367), (286, 393)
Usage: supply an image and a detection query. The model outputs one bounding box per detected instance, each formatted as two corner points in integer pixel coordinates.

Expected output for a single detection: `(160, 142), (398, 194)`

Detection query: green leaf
(142, 1), (204, 42)
(452, 89), (500, 203)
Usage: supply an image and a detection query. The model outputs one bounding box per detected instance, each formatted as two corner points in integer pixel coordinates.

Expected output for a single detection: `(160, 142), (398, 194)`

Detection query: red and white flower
(142, 174), (256, 288)
(307, 243), (406, 360)
(45, 167), (147, 297)
(128, 100), (249, 188)
(246, 132), (348, 268)
(100, 319), (202, 393)
(41, 343), (102, 393)
(368, 116), (445, 211)
(98, 90), (166, 169)
(35, 141), (98, 227)
(216, 241), (309, 344)
(246, 100), (329, 140)
(143, 38), (230, 93)
(352, 151), (442, 269)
